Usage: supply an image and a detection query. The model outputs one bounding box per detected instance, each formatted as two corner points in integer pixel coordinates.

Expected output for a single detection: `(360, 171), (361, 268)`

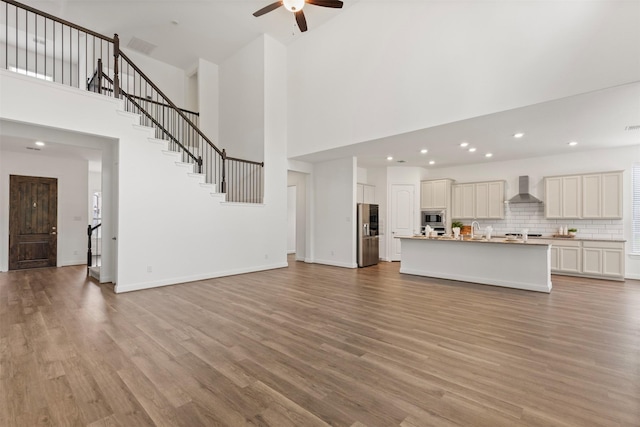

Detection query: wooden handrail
(5, 0), (113, 42)
(101, 74), (200, 166)
(118, 51), (223, 157)
(226, 157), (264, 167)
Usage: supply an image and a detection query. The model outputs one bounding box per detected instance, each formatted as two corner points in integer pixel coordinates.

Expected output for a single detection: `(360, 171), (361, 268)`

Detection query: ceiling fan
(253, 0), (344, 32)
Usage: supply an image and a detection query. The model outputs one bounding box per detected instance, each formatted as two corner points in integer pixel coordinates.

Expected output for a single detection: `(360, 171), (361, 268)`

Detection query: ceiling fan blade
(306, 0), (343, 8)
(295, 10), (308, 32)
(253, 1), (283, 17)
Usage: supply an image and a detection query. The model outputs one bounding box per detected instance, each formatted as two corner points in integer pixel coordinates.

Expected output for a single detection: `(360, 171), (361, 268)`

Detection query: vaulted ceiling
(24, 0), (354, 68)
(10, 0), (640, 168)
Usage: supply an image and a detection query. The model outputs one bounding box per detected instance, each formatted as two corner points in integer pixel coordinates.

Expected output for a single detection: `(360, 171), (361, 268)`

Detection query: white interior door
(391, 184), (415, 261)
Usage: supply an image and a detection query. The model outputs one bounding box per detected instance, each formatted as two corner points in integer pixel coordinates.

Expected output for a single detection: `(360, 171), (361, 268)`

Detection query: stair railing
(2, 0), (264, 203)
(87, 223), (101, 273)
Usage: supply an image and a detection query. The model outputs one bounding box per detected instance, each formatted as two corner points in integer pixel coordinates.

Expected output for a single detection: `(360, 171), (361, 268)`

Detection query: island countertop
(400, 236), (551, 246)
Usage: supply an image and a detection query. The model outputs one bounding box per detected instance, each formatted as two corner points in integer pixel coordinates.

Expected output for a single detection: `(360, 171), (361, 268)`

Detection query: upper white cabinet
(545, 171), (622, 219)
(452, 180), (504, 219)
(420, 179), (452, 209)
(357, 184), (376, 204)
(452, 184), (474, 218)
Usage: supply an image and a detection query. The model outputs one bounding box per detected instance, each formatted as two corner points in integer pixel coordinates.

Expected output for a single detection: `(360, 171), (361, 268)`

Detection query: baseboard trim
(312, 259), (358, 269)
(399, 267), (552, 293)
(114, 262), (288, 293)
(624, 273), (640, 280)
(287, 250), (296, 254)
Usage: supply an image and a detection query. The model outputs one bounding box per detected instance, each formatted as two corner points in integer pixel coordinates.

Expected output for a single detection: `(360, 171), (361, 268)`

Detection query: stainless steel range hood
(508, 176), (542, 203)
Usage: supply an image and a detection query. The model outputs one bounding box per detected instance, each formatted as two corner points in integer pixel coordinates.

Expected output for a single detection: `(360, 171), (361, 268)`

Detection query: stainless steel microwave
(421, 210), (445, 226)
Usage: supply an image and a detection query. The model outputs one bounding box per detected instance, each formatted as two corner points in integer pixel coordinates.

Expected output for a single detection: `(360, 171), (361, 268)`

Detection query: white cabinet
(545, 239), (625, 280)
(558, 246), (582, 274)
(582, 241), (625, 278)
(546, 176), (581, 219)
(547, 239), (582, 274)
(452, 181), (504, 219)
(487, 181), (505, 218)
(452, 183), (475, 218)
(357, 184), (376, 204)
(363, 185), (375, 204)
(582, 174), (602, 218)
(420, 179), (452, 209)
(545, 171), (622, 219)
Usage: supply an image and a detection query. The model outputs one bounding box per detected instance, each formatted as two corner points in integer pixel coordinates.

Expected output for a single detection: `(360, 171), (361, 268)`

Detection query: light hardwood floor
(1, 257), (639, 426)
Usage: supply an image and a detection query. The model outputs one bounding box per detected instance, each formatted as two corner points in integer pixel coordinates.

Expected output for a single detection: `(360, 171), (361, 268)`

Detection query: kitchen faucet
(471, 221), (480, 238)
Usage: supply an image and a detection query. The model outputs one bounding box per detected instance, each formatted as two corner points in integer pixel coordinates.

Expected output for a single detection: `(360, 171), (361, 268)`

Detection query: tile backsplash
(459, 202), (624, 239)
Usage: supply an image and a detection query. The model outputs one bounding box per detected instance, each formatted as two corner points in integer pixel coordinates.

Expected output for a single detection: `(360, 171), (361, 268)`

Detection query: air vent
(397, 160), (406, 163)
(32, 37), (46, 45)
(625, 125), (640, 131)
(26, 147), (41, 151)
(127, 37), (157, 55)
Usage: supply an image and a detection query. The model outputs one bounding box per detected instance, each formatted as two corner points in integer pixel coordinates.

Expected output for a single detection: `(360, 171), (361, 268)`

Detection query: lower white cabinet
(540, 238), (625, 280)
(582, 241), (625, 278)
(548, 240), (582, 274)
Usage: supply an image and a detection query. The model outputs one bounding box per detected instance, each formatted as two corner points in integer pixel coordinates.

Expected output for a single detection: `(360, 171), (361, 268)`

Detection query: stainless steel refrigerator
(357, 203), (379, 267)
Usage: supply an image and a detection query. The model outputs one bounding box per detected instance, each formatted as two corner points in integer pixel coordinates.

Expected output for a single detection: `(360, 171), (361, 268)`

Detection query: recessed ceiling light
(460, 142), (469, 148)
(568, 141), (578, 146)
(429, 160), (435, 165)
(35, 141), (45, 146)
(420, 149), (428, 154)
(513, 133), (525, 138)
(468, 147), (476, 152)
(386, 156), (393, 161)
(485, 153), (493, 158)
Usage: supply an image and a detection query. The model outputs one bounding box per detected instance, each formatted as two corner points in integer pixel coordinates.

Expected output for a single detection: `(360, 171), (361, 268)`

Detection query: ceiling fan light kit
(283, 0), (305, 12)
(253, 0), (343, 32)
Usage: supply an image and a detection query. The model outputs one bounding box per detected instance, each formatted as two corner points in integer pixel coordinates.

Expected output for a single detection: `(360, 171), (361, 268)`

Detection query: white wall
(220, 38), (265, 163)
(1, 68), (288, 291)
(313, 157), (357, 268)
(287, 1), (640, 158)
(0, 151), (88, 269)
(197, 58), (219, 143)
(427, 145), (640, 279)
(287, 185), (296, 253)
(120, 48), (187, 108)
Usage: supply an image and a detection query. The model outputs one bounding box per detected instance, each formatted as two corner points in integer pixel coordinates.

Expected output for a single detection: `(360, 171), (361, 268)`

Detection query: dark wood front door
(9, 175), (58, 270)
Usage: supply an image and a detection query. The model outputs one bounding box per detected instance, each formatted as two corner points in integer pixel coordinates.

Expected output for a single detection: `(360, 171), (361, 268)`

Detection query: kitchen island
(399, 237), (552, 293)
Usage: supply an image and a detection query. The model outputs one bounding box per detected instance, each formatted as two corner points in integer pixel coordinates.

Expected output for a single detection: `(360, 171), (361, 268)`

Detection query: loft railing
(1, 0), (264, 203)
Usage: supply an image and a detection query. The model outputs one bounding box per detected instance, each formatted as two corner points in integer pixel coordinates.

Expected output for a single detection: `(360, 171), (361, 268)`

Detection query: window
(633, 164), (640, 254)
(9, 66), (53, 81)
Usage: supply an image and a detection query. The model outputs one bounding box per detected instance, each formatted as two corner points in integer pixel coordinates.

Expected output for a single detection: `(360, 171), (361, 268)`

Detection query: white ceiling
(10, 1), (640, 170)
(292, 82), (640, 168)
(25, 0), (355, 68)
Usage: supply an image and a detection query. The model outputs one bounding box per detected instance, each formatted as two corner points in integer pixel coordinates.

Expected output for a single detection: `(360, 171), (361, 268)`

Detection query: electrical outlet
(265, 254), (269, 260)
(331, 250), (334, 256)
(147, 266), (152, 273)
(73, 250), (78, 255)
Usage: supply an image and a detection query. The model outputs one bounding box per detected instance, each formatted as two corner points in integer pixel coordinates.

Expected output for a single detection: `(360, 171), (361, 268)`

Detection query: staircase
(1, 0), (271, 283)
(2, 0), (263, 204)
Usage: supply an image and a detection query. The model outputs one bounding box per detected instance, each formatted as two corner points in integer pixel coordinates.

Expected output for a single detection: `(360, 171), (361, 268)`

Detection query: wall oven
(421, 209), (446, 235)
